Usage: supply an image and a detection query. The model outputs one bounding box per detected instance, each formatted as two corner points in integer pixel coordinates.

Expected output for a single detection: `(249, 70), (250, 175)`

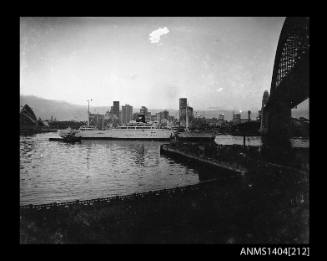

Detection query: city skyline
(21, 17), (289, 111)
(20, 93), (309, 122)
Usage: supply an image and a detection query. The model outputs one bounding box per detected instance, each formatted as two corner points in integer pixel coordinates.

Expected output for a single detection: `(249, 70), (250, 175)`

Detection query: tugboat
(58, 128), (81, 142)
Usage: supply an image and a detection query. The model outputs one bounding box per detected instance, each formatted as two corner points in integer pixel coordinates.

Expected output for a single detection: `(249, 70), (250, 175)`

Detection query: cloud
(216, 88), (223, 92)
(128, 73), (137, 80)
(149, 27), (170, 44)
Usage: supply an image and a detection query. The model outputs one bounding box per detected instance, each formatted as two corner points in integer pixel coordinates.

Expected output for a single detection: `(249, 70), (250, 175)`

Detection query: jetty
(160, 144), (247, 176)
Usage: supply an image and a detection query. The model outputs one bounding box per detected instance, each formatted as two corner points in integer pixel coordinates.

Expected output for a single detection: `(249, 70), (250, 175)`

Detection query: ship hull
(80, 137), (171, 140)
(76, 129), (173, 140)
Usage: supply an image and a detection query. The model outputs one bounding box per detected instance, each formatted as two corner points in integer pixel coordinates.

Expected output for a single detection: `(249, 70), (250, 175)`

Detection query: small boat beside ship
(57, 128), (82, 142)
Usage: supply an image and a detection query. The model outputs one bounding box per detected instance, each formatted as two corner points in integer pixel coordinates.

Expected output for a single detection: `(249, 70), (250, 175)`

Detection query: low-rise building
(232, 113), (241, 125)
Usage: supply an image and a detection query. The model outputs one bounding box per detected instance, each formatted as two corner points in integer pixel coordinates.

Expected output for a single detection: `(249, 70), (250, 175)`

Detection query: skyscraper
(112, 101), (120, 118)
(179, 98), (187, 126)
(179, 98), (193, 127)
(122, 104), (133, 124)
(179, 98), (187, 115)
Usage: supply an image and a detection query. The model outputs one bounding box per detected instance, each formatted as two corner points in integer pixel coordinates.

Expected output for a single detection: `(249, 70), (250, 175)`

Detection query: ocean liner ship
(59, 123), (173, 140)
(58, 106), (173, 140)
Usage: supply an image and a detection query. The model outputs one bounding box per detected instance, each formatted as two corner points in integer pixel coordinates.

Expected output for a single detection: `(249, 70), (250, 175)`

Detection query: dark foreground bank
(20, 158), (309, 244)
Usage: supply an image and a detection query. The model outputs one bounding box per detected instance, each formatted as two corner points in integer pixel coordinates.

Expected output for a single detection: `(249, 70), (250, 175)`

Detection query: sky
(20, 17), (286, 111)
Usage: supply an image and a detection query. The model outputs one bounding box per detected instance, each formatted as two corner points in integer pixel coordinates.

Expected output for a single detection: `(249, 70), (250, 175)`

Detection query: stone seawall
(160, 144), (248, 175)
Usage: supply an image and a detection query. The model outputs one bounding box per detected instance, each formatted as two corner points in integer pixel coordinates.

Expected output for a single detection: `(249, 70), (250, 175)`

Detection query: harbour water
(20, 133), (200, 205)
(215, 135), (309, 148)
(20, 133), (309, 206)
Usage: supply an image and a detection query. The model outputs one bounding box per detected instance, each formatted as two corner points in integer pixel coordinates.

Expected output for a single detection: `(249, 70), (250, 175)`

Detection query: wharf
(160, 144), (247, 175)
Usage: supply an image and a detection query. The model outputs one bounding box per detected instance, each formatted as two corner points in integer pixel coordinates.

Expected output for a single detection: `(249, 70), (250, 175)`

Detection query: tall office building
(179, 98), (187, 126)
(179, 98), (187, 117)
(179, 98), (193, 127)
(112, 101), (120, 118)
(122, 104), (133, 124)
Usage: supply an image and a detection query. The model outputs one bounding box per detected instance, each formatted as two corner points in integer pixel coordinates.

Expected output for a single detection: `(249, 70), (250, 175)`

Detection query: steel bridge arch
(260, 17), (310, 155)
(270, 17), (309, 98)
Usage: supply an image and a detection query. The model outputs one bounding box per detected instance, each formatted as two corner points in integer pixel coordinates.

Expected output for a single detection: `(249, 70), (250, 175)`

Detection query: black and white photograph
(19, 17), (309, 246)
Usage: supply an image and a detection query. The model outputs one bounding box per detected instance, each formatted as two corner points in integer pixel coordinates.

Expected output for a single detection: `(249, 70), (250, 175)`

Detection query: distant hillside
(19, 96), (178, 121)
(20, 95), (309, 121)
(20, 96), (107, 121)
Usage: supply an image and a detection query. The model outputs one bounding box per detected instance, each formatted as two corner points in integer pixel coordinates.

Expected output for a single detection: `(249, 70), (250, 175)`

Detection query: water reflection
(133, 144), (145, 166)
(86, 146), (91, 170)
(215, 135), (309, 148)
